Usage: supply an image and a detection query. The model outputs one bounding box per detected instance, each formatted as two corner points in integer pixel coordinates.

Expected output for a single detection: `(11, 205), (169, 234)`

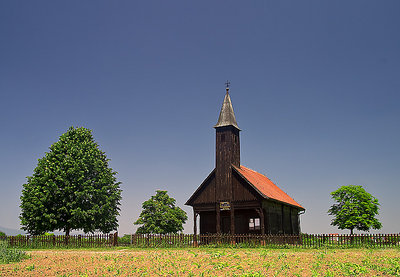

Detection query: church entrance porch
(198, 208), (265, 235)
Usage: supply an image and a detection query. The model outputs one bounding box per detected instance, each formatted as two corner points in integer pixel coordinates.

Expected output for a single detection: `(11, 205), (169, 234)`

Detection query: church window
(249, 217), (261, 230)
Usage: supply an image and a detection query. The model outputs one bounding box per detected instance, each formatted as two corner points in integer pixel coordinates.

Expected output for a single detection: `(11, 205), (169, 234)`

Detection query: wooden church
(186, 85), (305, 235)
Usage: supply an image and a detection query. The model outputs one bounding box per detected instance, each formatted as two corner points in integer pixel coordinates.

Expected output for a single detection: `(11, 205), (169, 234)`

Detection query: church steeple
(214, 87), (240, 130)
(214, 84), (241, 202)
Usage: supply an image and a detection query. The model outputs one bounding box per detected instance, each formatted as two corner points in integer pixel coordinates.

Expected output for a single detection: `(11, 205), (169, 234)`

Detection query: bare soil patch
(1, 248), (399, 276)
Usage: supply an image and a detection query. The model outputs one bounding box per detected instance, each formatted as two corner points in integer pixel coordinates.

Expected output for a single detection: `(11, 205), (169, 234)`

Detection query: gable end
(185, 169), (216, 206)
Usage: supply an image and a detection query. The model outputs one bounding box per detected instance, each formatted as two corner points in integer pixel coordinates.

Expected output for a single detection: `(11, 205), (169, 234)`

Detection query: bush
(119, 235), (131, 246)
(0, 241), (30, 264)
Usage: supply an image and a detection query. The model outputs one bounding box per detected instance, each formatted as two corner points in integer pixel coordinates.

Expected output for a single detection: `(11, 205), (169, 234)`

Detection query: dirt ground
(1, 248), (399, 276)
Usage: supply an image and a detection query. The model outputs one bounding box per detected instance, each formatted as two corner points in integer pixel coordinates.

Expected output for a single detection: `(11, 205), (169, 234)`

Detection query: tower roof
(214, 88), (240, 130)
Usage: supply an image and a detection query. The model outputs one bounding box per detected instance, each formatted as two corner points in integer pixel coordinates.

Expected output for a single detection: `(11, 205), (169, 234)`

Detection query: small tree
(328, 185), (382, 234)
(20, 127), (122, 236)
(134, 190), (187, 234)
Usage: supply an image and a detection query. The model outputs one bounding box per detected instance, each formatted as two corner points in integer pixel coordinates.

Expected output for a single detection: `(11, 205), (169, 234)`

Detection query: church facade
(186, 86), (305, 235)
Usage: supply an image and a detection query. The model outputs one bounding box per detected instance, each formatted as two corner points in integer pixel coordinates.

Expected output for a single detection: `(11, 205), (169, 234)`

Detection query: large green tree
(134, 190), (187, 234)
(328, 185), (382, 234)
(20, 127), (122, 236)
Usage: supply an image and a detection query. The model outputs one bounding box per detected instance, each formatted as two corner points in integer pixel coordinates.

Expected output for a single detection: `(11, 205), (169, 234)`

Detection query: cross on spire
(225, 80), (230, 89)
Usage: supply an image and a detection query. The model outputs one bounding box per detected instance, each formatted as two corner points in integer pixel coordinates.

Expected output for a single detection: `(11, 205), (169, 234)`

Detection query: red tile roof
(233, 165), (304, 210)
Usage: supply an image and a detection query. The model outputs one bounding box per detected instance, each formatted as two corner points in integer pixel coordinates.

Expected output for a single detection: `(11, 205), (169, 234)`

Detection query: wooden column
(256, 207), (266, 246)
(289, 207), (293, 234)
(298, 211), (301, 235)
(230, 203), (235, 235)
(260, 208), (265, 235)
(281, 204), (284, 234)
(193, 209), (198, 247)
(230, 203), (235, 245)
(265, 204), (269, 234)
(216, 203), (221, 233)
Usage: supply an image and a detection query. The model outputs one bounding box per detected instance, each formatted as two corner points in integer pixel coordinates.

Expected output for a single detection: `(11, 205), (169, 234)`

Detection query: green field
(1, 247), (400, 276)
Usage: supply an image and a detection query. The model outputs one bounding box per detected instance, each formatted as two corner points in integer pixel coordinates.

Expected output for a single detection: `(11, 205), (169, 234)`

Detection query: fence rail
(124, 233), (400, 248)
(1, 233), (399, 248)
(0, 233), (117, 248)
(301, 233), (400, 247)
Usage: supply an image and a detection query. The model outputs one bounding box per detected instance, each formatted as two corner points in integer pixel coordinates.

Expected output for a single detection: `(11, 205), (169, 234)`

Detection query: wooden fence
(124, 233), (400, 248)
(301, 233), (400, 247)
(1, 233), (399, 248)
(0, 233), (118, 248)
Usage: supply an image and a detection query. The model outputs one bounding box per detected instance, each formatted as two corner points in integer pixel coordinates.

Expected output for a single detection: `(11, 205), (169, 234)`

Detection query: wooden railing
(124, 233), (400, 248)
(1, 233), (399, 248)
(301, 233), (400, 247)
(0, 233), (118, 248)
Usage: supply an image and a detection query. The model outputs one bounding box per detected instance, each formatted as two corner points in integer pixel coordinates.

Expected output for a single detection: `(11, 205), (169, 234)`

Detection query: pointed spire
(214, 86), (240, 130)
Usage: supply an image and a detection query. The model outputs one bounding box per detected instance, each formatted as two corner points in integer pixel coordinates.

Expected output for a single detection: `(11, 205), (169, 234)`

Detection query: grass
(0, 241), (30, 264)
(0, 247), (399, 276)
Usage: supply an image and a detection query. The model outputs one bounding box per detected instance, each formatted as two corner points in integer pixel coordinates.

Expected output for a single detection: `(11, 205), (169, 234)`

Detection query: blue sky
(1, 1), (399, 235)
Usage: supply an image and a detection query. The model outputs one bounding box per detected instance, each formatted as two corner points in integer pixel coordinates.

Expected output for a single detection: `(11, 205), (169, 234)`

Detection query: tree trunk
(350, 228), (354, 244)
(65, 228), (70, 246)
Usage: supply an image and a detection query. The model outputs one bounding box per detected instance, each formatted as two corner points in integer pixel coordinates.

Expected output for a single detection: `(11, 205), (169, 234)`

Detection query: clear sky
(1, 1), (399, 235)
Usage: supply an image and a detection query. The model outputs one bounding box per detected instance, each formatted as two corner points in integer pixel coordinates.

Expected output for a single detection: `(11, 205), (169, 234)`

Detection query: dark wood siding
(192, 175), (216, 205)
(283, 205), (291, 234)
(263, 200), (301, 235)
(291, 208), (300, 235)
(234, 214), (247, 234)
(232, 171), (258, 202)
(215, 126), (240, 202)
(264, 201), (282, 234)
(200, 211), (216, 234)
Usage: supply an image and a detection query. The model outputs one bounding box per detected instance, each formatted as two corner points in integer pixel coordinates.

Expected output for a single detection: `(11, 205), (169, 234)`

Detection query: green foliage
(0, 231), (5, 237)
(0, 241), (30, 264)
(134, 190), (187, 234)
(20, 126), (122, 236)
(328, 185), (382, 234)
(118, 234), (131, 245)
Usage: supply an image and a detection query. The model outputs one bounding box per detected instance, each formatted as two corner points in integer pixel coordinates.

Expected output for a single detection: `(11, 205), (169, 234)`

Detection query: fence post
(108, 234), (112, 246)
(261, 234), (266, 246)
(193, 234), (198, 247)
(113, 232), (118, 247)
(231, 234), (236, 246)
